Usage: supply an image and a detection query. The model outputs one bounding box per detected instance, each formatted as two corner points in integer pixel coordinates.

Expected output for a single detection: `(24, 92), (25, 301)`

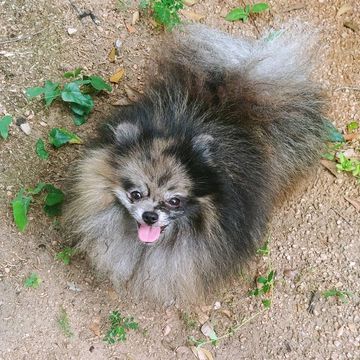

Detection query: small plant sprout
(249, 270), (275, 309)
(346, 121), (359, 133)
(56, 247), (77, 265)
(323, 289), (352, 303)
(58, 307), (74, 337)
(257, 238), (270, 256)
(26, 69), (111, 126)
(104, 311), (139, 344)
(140, 0), (184, 30)
(24, 273), (42, 288)
(336, 153), (360, 182)
(225, 3), (269, 22)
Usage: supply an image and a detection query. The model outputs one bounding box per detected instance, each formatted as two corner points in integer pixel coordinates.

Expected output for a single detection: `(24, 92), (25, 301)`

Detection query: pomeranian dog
(64, 24), (327, 304)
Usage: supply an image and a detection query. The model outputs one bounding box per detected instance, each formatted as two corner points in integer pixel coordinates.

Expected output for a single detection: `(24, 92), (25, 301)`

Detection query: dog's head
(110, 121), (219, 244)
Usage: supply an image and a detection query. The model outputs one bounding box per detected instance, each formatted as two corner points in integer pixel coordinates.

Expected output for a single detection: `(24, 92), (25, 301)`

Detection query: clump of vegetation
(0, 115), (12, 140)
(24, 273), (42, 288)
(323, 289), (352, 303)
(225, 3), (269, 22)
(249, 270), (275, 309)
(26, 68), (111, 126)
(56, 247), (77, 265)
(104, 311), (139, 344)
(140, 0), (184, 30)
(12, 182), (65, 231)
(336, 153), (360, 182)
(58, 307), (74, 337)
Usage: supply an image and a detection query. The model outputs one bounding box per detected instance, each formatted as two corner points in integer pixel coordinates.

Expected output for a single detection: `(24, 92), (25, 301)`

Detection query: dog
(64, 24), (327, 304)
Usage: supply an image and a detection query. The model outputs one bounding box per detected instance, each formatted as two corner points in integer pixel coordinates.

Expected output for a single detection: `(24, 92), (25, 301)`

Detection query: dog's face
(111, 122), (215, 244)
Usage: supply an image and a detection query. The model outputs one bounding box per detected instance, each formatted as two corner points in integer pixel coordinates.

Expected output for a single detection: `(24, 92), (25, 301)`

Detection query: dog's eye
(130, 191), (142, 201)
(167, 197), (181, 208)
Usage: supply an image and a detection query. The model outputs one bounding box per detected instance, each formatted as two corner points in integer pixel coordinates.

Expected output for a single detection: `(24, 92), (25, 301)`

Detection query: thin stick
(0, 29), (45, 45)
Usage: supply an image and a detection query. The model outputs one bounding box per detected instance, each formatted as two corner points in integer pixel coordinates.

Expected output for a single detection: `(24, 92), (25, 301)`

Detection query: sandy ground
(0, 0), (359, 359)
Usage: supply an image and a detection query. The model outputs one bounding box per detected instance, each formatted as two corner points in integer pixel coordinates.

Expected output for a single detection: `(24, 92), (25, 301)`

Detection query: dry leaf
(220, 309), (232, 318)
(282, 3), (306, 12)
(132, 11), (140, 25)
(110, 68), (125, 83)
(89, 316), (101, 337)
(162, 324), (171, 336)
(180, 9), (205, 21)
(124, 84), (141, 102)
(108, 47), (116, 63)
(320, 159), (339, 177)
(191, 347), (214, 360)
(344, 197), (360, 211)
(343, 21), (359, 32)
(183, 0), (198, 6)
(125, 22), (136, 33)
(344, 133), (360, 141)
(336, 4), (352, 17)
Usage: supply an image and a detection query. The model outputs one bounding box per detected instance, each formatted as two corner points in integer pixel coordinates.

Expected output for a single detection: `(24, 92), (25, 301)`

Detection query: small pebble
(20, 122), (31, 135)
(67, 27), (77, 35)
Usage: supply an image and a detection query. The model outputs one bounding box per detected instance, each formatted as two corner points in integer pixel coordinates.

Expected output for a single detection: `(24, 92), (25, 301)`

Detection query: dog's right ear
(109, 122), (140, 144)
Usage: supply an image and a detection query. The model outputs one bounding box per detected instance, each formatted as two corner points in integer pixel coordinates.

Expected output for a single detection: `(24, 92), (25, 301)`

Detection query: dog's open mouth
(137, 223), (167, 243)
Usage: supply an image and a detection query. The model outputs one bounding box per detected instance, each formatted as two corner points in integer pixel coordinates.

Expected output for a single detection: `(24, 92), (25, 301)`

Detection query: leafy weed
(24, 273), (42, 288)
(56, 247), (77, 265)
(26, 69), (111, 126)
(104, 311), (139, 344)
(141, 0), (183, 30)
(58, 307), (74, 337)
(225, 3), (269, 22)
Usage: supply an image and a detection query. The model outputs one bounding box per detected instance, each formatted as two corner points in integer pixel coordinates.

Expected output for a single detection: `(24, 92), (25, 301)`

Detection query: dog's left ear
(192, 134), (215, 161)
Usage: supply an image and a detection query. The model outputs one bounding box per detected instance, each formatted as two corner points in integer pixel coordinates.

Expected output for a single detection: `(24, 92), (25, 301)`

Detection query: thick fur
(64, 24), (327, 304)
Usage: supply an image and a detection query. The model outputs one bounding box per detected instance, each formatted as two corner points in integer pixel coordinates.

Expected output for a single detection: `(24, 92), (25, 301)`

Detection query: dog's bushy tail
(157, 22), (328, 190)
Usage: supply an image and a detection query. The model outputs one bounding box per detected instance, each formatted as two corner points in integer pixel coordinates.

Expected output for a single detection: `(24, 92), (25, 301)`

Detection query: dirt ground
(0, 0), (359, 359)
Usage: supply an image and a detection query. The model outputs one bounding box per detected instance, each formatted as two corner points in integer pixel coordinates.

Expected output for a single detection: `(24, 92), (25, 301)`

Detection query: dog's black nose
(142, 211), (158, 225)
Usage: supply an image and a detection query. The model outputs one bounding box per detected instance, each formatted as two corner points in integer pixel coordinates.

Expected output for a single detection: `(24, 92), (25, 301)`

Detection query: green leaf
(251, 3), (269, 13)
(43, 184), (65, 216)
(49, 128), (83, 148)
(26, 86), (45, 98)
(12, 189), (32, 231)
(245, 4), (251, 14)
(24, 273), (41, 288)
(44, 80), (61, 107)
(44, 185), (65, 206)
(347, 121), (359, 133)
(0, 115), (12, 140)
(35, 138), (49, 160)
(225, 7), (247, 21)
(89, 75), (112, 92)
(321, 152), (335, 161)
(262, 299), (271, 308)
(257, 276), (268, 284)
(61, 82), (94, 111)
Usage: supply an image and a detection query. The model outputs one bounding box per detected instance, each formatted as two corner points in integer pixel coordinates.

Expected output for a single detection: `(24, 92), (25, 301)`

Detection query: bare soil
(0, 0), (359, 359)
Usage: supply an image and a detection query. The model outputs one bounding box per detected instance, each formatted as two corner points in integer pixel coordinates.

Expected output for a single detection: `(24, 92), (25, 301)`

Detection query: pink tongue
(138, 224), (161, 243)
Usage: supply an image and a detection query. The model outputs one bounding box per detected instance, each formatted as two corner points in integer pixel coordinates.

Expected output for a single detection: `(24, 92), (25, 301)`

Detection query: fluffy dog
(64, 24), (327, 304)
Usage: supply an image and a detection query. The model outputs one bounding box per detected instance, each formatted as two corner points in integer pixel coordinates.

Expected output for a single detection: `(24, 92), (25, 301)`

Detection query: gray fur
(64, 24), (327, 304)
